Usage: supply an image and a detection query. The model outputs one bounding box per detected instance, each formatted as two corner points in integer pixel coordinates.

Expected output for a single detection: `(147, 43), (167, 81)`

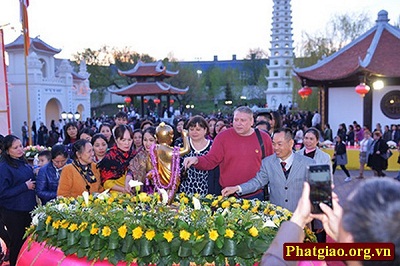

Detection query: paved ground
(332, 169), (398, 204)
(327, 169), (398, 266)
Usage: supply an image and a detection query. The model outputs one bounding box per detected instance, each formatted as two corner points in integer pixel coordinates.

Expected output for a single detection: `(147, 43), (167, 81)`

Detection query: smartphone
(307, 164), (333, 214)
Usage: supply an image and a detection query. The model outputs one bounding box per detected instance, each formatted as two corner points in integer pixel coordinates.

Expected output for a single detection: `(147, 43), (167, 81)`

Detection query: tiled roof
(109, 81), (188, 96)
(118, 60), (178, 77)
(294, 10), (400, 86)
(5, 35), (61, 54)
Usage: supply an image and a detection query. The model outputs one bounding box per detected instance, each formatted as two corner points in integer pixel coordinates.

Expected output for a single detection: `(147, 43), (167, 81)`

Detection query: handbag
(381, 149), (393, 160)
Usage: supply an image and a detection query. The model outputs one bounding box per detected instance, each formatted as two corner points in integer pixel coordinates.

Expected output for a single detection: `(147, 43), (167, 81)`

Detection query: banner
(20, 0), (30, 56)
(0, 29), (11, 136)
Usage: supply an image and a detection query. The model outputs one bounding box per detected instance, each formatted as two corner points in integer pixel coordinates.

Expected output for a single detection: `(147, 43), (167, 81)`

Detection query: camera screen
(308, 165), (332, 211)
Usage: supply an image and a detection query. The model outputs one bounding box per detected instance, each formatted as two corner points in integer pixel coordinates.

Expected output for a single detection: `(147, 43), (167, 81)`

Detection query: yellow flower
(68, 223), (78, 232)
(45, 216), (52, 225)
(211, 200), (219, 207)
(228, 197), (237, 203)
(269, 210), (276, 216)
(118, 225), (127, 239)
(107, 197), (114, 204)
(179, 230), (191, 241)
(217, 195), (223, 201)
(251, 206), (259, 213)
(132, 226), (143, 239)
(163, 230), (174, 242)
(232, 203), (241, 208)
(225, 229), (234, 239)
(221, 201), (230, 208)
(145, 229), (155, 241)
(102, 226), (112, 237)
(79, 222), (88, 232)
(209, 229), (219, 241)
(241, 203), (250, 210)
(60, 220), (69, 229)
(126, 205), (133, 213)
(248, 226), (259, 237)
(90, 223), (99, 235)
(138, 192), (150, 202)
(180, 197), (189, 204)
(194, 231), (204, 240)
(52, 220), (60, 229)
(205, 194), (213, 200)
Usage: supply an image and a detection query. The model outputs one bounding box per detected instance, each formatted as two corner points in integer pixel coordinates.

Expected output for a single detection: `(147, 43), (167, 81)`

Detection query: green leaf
(215, 214), (224, 226)
(253, 238), (269, 254)
(76, 248), (87, 258)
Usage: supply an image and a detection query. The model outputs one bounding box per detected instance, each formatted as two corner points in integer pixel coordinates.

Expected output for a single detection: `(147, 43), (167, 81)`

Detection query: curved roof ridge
(5, 35), (61, 54)
(294, 24), (378, 73)
(118, 60), (179, 76)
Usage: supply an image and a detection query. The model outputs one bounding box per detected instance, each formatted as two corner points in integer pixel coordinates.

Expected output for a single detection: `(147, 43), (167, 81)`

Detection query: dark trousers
(0, 209), (32, 266)
(0, 217), (11, 252)
(332, 163), (350, 177)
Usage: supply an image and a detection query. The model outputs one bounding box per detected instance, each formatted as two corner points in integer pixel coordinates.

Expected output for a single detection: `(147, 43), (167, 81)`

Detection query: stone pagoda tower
(266, 0), (294, 110)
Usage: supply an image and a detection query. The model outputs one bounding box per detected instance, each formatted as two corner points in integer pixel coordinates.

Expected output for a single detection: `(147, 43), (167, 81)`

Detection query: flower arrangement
(26, 191), (316, 266)
(23, 145), (50, 159)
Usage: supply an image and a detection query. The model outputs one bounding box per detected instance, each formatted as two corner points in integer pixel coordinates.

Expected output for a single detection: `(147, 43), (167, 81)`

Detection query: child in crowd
(34, 150), (51, 175)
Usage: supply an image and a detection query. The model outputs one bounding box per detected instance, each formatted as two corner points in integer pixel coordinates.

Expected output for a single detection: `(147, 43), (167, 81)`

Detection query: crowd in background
(1, 106), (399, 266)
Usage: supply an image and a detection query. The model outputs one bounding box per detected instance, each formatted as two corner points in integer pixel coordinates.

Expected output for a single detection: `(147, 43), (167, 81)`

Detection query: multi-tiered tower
(266, 0), (294, 110)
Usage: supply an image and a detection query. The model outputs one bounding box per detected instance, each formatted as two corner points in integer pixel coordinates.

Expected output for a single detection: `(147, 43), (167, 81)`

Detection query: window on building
(273, 82), (278, 88)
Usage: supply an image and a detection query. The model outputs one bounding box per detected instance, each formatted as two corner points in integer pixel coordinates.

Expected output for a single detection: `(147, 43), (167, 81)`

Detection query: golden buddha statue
(148, 122), (190, 199)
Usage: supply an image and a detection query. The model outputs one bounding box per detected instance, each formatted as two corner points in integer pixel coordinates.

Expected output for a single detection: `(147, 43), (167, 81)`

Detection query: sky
(0, 0), (399, 62)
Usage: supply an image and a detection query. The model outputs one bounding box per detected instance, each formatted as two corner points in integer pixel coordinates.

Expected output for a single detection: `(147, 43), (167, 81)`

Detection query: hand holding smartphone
(307, 164), (333, 214)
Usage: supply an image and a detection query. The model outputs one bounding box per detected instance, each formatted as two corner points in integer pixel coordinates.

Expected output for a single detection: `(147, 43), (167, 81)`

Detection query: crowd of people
(0, 106), (399, 265)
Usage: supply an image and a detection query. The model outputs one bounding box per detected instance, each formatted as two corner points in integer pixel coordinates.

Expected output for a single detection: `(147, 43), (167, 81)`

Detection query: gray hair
(342, 178), (400, 265)
(233, 106), (253, 116)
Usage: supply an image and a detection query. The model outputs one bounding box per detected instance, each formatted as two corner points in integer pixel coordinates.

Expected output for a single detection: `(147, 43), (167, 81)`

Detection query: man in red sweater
(183, 106), (273, 199)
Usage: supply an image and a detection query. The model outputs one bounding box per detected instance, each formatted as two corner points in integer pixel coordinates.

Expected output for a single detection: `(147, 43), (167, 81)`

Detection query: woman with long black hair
(98, 125), (136, 193)
(0, 135), (36, 266)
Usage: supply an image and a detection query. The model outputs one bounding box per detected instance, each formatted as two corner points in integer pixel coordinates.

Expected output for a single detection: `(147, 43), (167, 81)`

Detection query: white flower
(263, 219), (277, 228)
(129, 180), (143, 188)
(82, 191), (89, 206)
(159, 189), (169, 205)
(55, 203), (67, 211)
(192, 197), (201, 210)
(96, 189), (110, 200)
(221, 208), (230, 216)
(32, 213), (39, 226)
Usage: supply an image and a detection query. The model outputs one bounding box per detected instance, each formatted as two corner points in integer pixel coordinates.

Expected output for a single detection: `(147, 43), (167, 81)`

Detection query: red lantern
(169, 99), (174, 104)
(154, 98), (161, 105)
(143, 98), (149, 104)
(355, 83), (370, 97)
(124, 97), (131, 104)
(298, 86), (312, 99)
